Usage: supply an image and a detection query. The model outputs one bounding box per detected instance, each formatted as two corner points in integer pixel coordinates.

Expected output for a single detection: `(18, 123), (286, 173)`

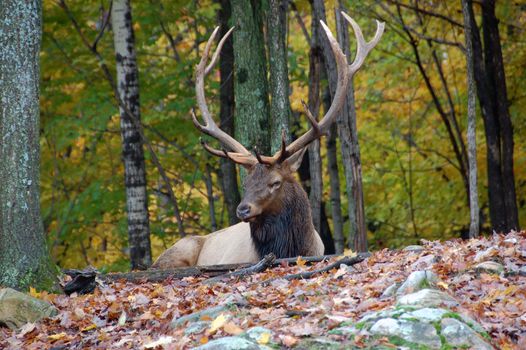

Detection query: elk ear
(284, 147), (307, 172)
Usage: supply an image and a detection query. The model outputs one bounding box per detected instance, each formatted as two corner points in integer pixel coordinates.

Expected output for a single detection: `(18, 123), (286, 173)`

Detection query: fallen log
(99, 253), (370, 283)
(203, 253), (276, 284)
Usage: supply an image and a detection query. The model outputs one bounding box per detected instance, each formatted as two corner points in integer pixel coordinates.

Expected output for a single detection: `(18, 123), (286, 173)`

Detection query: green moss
(385, 335), (431, 350)
(1, 255), (61, 293)
(441, 311), (462, 321)
(354, 321), (367, 330)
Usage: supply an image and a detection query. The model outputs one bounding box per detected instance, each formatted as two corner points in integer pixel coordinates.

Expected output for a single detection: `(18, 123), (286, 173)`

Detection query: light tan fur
(152, 222), (324, 268)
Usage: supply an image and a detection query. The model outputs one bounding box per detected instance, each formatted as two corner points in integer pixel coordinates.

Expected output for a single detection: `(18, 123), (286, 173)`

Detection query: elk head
(192, 14), (384, 223)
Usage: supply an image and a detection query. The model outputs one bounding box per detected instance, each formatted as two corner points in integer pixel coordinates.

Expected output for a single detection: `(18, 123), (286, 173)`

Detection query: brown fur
(152, 158), (324, 269)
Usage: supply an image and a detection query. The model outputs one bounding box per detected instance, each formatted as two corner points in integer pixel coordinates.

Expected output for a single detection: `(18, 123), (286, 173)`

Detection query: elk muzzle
(236, 203), (253, 221)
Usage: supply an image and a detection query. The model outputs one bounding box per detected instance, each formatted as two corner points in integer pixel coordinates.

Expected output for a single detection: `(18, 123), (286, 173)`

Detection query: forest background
(37, 0), (525, 271)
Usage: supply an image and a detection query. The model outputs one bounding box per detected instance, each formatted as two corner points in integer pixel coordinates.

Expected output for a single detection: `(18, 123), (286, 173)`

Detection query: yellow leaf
(257, 332), (271, 345)
(48, 332), (67, 341)
(223, 322), (243, 335)
(81, 324), (97, 332)
(29, 287), (40, 298)
(437, 281), (449, 290)
(208, 313), (228, 333)
(200, 336), (209, 344)
(296, 256), (306, 267)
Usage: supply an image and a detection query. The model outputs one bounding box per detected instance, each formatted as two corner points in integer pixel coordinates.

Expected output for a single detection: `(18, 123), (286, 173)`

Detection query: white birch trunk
(112, 0), (152, 269)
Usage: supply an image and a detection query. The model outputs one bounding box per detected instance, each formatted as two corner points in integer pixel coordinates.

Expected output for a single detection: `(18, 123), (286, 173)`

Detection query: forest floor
(1, 231), (525, 349)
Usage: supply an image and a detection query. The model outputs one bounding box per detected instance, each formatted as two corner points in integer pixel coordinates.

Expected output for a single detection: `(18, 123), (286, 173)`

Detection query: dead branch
(100, 254), (350, 283)
(203, 253), (276, 284)
(262, 253), (369, 284)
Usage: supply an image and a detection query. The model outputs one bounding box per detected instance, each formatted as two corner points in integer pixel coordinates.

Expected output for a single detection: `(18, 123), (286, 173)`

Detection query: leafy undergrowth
(1, 231), (525, 349)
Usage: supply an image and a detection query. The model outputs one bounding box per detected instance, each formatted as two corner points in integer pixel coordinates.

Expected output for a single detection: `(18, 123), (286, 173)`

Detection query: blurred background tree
(37, 0), (525, 271)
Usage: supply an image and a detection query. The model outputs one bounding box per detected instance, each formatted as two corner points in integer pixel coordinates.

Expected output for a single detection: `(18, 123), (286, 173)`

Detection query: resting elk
(152, 13), (384, 269)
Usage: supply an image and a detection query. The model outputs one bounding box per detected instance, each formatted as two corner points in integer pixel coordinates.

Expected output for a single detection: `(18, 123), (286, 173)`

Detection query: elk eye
(270, 180), (281, 189)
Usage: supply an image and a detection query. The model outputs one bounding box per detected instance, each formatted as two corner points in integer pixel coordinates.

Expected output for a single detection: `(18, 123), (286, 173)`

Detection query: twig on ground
(262, 253), (369, 285)
(203, 253), (276, 284)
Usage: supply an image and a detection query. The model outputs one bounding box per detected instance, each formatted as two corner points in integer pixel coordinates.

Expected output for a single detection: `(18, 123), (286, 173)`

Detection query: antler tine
(300, 100), (322, 136)
(205, 27), (235, 76)
(341, 13), (385, 76)
(272, 15), (383, 161)
(195, 26), (255, 165)
(200, 139), (258, 167)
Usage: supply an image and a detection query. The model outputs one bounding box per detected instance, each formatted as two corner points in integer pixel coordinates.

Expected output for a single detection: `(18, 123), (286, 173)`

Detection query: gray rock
(440, 318), (493, 350)
(399, 307), (448, 323)
(184, 321), (210, 335)
(474, 246), (499, 263)
(296, 337), (342, 350)
(381, 283), (400, 298)
(172, 304), (233, 328)
(328, 326), (358, 336)
(396, 270), (439, 296)
(0, 288), (57, 329)
(194, 336), (261, 350)
(475, 261), (504, 275)
(403, 245), (424, 252)
(411, 254), (437, 269)
(519, 265), (526, 277)
(396, 289), (459, 308)
(358, 308), (405, 324)
(243, 327), (274, 343)
(369, 317), (442, 349)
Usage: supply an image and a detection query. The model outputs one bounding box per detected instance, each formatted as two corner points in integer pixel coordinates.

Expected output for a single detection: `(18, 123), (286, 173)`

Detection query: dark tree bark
(0, 0), (58, 291)
(325, 95), (345, 254)
(312, 0), (368, 251)
(267, 0), (291, 152)
(231, 0), (270, 157)
(112, 0), (152, 270)
(205, 163), (217, 231)
(307, 1), (323, 233)
(296, 147), (336, 255)
(218, 0), (241, 225)
(465, 0), (518, 233)
(481, 0), (518, 231)
(461, 0), (480, 238)
(335, 7), (368, 252)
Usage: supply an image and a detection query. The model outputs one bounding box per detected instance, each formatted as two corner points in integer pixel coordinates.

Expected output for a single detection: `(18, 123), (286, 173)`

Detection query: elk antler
(193, 26), (259, 167)
(194, 14), (384, 167)
(268, 14), (385, 162)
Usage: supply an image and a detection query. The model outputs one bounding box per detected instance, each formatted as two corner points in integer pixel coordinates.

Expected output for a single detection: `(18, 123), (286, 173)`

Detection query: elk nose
(236, 203), (251, 220)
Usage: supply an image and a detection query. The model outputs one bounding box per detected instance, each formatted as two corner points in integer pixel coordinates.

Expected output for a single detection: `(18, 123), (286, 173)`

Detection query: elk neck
(249, 179), (315, 259)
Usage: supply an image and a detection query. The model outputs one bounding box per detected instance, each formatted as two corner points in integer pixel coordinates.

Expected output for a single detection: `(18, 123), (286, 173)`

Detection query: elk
(152, 13), (384, 269)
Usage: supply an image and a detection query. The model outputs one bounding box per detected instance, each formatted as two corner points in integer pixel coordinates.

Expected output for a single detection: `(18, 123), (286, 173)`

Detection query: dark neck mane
(249, 182), (314, 259)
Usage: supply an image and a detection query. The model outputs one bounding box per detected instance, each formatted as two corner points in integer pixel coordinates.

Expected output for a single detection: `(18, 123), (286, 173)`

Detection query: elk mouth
(241, 215), (258, 223)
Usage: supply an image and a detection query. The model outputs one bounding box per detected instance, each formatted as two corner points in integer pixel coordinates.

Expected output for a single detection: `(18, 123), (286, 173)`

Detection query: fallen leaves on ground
(1, 231), (525, 349)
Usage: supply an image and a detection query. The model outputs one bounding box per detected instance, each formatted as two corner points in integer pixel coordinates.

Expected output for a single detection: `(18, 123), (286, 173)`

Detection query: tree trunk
(296, 143), (335, 254)
(218, 0), (241, 225)
(325, 97), (345, 253)
(335, 8), (368, 252)
(205, 163), (217, 231)
(465, 0), (510, 233)
(461, 0), (480, 238)
(307, 1), (323, 233)
(112, 0), (152, 270)
(231, 0), (270, 159)
(267, 0), (291, 152)
(0, 0), (58, 291)
(481, 0), (519, 231)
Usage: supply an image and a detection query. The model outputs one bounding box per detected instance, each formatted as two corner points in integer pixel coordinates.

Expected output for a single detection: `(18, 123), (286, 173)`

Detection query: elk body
(152, 14), (384, 269)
